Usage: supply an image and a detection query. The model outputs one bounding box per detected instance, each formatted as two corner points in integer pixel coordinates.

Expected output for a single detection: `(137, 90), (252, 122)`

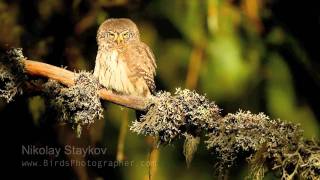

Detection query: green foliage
(153, 0), (206, 44)
(266, 53), (320, 138)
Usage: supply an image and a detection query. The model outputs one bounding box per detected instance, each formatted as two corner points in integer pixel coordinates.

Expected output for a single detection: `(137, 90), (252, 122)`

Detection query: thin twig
(116, 108), (129, 161)
(149, 137), (159, 180)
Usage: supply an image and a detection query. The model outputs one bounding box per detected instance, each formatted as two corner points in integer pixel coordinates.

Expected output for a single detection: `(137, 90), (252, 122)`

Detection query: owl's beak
(116, 34), (124, 44)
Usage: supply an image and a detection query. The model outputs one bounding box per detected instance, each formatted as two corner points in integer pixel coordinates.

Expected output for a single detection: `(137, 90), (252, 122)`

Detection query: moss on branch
(0, 48), (26, 102)
(44, 72), (103, 137)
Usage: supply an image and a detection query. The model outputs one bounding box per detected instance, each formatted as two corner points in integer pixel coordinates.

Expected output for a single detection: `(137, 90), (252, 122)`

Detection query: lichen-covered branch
(1, 48), (319, 179)
(43, 72), (104, 137)
(24, 59), (150, 110)
(131, 89), (320, 179)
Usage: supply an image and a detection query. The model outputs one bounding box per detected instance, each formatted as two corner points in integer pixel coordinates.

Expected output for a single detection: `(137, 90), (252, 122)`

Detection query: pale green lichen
(205, 110), (319, 179)
(0, 48), (26, 102)
(130, 89), (319, 179)
(45, 72), (103, 137)
(183, 133), (200, 168)
(130, 88), (221, 144)
(130, 88), (221, 166)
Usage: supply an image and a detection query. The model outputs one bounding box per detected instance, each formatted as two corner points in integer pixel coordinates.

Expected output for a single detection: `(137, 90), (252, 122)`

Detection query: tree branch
(1, 49), (319, 179)
(23, 59), (149, 110)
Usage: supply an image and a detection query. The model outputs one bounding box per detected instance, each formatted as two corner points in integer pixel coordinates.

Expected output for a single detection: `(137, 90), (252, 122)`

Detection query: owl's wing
(125, 42), (157, 94)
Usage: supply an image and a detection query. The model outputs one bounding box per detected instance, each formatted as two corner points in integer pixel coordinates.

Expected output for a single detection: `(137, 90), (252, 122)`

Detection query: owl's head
(97, 18), (140, 48)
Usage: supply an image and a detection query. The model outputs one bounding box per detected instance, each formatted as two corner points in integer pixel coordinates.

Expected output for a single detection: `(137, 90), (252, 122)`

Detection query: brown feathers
(94, 18), (157, 97)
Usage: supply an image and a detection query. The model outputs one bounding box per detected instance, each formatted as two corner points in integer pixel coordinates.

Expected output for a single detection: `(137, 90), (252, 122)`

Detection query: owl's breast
(95, 49), (136, 95)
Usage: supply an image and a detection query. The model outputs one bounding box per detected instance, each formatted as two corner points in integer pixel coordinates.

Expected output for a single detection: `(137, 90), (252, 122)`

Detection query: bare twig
(149, 137), (159, 180)
(116, 109), (129, 161)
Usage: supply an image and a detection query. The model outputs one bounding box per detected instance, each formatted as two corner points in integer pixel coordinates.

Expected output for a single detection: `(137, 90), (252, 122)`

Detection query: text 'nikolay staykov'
(22, 145), (107, 157)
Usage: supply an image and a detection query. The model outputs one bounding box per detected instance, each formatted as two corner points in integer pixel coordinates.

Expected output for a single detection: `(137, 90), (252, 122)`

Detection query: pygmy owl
(94, 18), (156, 97)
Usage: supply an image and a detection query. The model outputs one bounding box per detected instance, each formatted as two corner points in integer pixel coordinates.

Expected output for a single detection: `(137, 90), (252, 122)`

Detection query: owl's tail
(136, 86), (156, 121)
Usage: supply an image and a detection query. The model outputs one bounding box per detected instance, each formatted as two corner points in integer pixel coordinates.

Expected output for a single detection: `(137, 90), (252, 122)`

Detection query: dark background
(0, 0), (319, 179)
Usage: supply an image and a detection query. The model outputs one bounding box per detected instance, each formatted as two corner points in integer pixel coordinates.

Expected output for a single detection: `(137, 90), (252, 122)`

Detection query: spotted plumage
(94, 18), (156, 97)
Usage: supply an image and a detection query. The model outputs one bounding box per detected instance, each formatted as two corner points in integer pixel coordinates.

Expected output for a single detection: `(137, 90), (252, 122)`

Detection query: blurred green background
(1, 0), (319, 179)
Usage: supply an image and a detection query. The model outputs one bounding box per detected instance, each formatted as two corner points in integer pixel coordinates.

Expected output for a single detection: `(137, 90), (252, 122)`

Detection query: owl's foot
(110, 88), (127, 96)
(97, 84), (130, 96)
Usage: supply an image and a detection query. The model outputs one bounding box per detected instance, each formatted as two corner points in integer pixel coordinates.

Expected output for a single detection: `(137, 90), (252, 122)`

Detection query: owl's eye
(106, 32), (116, 39)
(122, 32), (131, 39)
